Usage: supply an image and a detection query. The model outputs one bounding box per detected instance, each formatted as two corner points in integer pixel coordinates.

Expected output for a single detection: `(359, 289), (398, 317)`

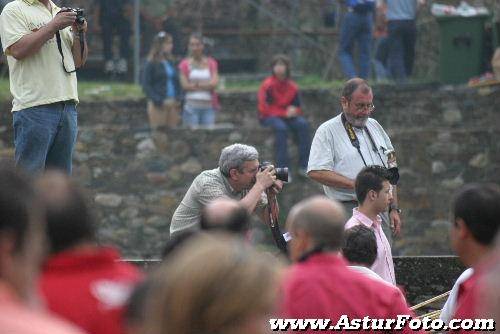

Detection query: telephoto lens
(259, 161), (288, 183)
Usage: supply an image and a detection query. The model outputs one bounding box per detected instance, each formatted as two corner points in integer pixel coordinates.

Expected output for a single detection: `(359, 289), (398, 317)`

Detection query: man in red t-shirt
(449, 183), (500, 332)
(281, 196), (417, 333)
(37, 171), (143, 334)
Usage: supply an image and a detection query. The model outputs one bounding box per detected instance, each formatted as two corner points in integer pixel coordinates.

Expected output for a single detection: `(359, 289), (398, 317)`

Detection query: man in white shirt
(308, 78), (402, 237)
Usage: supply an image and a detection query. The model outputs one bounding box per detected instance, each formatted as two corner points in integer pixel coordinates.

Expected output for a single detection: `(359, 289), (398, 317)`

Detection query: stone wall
(0, 84), (499, 258)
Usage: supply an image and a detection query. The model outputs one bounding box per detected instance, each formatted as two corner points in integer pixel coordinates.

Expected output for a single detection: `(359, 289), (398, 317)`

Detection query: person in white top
(308, 78), (402, 241)
(178, 32), (219, 128)
(439, 268), (474, 322)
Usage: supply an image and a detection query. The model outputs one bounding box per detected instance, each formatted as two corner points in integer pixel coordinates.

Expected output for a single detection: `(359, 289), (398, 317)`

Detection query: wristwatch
(389, 204), (402, 214)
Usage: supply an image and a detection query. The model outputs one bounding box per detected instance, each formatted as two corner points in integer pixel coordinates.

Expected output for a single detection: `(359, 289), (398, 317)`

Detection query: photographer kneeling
(170, 143), (283, 237)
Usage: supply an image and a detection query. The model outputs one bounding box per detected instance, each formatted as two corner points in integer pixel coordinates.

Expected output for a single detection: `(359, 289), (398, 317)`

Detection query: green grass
(0, 78), (145, 103)
(0, 76), (344, 103)
(78, 81), (144, 102)
(0, 74), (433, 104)
(0, 78), (11, 102)
(223, 75), (345, 92)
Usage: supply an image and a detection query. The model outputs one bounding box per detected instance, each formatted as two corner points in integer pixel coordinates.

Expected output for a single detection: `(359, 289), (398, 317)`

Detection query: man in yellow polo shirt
(0, 0), (88, 174)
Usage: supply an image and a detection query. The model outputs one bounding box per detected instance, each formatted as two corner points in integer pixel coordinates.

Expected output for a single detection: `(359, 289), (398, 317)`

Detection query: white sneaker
(104, 60), (115, 73)
(116, 58), (128, 74)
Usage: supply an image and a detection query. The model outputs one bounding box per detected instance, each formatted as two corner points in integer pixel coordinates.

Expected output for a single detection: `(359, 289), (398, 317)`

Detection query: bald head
(200, 198), (250, 233)
(287, 196), (346, 252)
(35, 171), (95, 254)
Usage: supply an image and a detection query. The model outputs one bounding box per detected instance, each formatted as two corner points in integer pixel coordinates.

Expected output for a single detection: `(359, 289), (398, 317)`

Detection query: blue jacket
(142, 60), (181, 105)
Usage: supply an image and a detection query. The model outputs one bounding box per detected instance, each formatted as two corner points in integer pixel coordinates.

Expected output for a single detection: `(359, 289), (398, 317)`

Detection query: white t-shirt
(439, 268), (474, 323)
(307, 113), (394, 201)
(0, 0), (78, 112)
(185, 67), (212, 102)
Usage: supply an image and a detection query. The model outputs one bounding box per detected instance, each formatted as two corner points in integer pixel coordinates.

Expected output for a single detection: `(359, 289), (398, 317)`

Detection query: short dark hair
(200, 205), (250, 233)
(0, 165), (38, 253)
(271, 54), (292, 78)
(37, 173), (96, 254)
(453, 183), (500, 246)
(342, 225), (377, 267)
(292, 208), (345, 251)
(355, 166), (391, 204)
(342, 78), (371, 101)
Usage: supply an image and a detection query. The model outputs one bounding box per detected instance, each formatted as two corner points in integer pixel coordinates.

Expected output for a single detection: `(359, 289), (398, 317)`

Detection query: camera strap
(341, 113), (386, 168)
(56, 29), (85, 74)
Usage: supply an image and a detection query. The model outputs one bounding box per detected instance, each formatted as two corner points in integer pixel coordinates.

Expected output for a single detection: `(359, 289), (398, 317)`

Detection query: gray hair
(218, 144), (259, 176)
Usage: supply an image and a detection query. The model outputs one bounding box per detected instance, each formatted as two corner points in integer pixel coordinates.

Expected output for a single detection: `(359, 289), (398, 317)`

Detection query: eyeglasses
(352, 102), (375, 112)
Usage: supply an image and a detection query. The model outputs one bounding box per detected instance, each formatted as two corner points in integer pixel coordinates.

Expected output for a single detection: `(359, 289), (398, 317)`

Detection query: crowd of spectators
(338, 0), (425, 82)
(0, 1), (499, 333)
(0, 160), (498, 334)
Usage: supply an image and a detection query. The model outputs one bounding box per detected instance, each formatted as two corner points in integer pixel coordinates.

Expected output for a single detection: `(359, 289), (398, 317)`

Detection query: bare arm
(179, 70), (219, 91)
(198, 69), (218, 90)
(71, 20), (88, 68)
(308, 170), (355, 189)
(179, 72), (198, 91)
(239, 167), (276, 213)
(390, 185), (402, 236)
(240, 182), (267, 213)
(7, 11), (76, 60)
(179, 57), (219, 91)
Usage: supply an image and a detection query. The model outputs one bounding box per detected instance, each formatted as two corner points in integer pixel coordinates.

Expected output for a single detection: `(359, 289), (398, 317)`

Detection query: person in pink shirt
(345, 165), (396, 285)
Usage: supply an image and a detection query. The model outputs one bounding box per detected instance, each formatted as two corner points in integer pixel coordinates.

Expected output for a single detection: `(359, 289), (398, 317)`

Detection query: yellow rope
(418, 309), (442, 320)
(410, 290), (451, 311)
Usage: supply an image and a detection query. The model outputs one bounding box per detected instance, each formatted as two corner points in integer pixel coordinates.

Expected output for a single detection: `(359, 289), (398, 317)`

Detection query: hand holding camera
(53, 8), (86, 33)
(255, 165), (276, 191)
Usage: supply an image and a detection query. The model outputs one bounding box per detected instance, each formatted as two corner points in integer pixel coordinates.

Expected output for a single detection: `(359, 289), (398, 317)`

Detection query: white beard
(344, 113), (368, 128)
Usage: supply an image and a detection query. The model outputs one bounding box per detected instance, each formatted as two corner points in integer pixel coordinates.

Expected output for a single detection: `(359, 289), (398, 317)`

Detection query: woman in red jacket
(258, 55), (311, 177)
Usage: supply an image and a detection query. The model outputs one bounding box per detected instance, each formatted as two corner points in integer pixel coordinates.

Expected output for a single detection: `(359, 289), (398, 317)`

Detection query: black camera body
(259, 161), (289, 183)
(59, 7), (85, 25)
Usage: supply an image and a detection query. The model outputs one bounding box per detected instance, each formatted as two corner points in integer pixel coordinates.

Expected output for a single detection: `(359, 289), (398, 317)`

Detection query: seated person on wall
(178, 32), (219, 128)
(169, 143), (283, 237)
(345, 165), (396, 285)
(142, 32), (181, 132)
(258, 54), (311, 177)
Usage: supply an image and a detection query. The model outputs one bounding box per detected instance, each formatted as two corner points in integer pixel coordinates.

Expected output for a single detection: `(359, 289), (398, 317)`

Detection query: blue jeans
(182, 105), (215, 127)
(387, 19), (417, 83)
(373, 36), (390, 81)
(260, 116), (311, 169)
(13, 102), (78, 174)
(338, 11), (373, 79)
